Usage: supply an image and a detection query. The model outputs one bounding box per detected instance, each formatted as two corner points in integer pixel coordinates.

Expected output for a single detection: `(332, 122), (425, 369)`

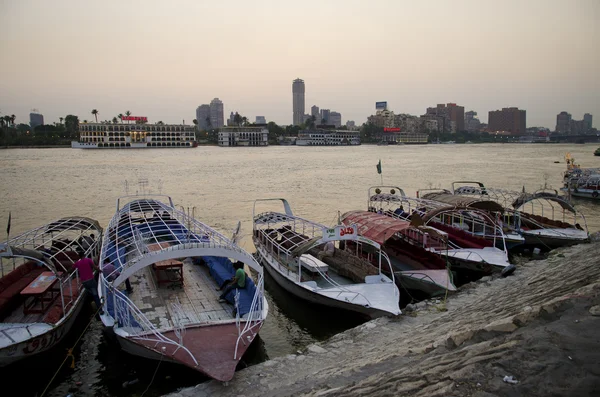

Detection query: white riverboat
(71, 123), (197, 149)
(252, 199), (400, 318)
(98, 195), (267, 382)
(295, 130), (361, 146)
(0, 217), (102, 366)
(368, 186), (514, 279)
(437, 181), (590, 250)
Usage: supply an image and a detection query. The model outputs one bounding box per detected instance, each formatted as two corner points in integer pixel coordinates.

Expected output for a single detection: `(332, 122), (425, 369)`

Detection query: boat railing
(300, 255), (373, 306)
(102, 279), (199, 367)
(58, 269), (81, 317)
(234, 274), (265, 360)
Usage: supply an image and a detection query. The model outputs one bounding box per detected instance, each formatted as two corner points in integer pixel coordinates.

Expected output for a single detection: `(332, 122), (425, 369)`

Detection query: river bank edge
(167, 236), (600, 397)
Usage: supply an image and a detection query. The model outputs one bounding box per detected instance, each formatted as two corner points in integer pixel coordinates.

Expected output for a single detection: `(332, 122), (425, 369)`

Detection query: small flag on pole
(376, 160), (382, 174)
(6, 212), (11, 237)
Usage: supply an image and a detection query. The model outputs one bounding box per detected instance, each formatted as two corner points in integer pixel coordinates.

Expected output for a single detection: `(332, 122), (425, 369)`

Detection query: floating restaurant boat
(0, 217), (102, 366)
(339, 210), (457, 298)
(429, 181), (589, 251)
(71, 122), (197, 149)
(369, 186), (513, 277)
(252, 199), (400, 318)
(98, 195), (267, 382)
(295, 129), (361, 146)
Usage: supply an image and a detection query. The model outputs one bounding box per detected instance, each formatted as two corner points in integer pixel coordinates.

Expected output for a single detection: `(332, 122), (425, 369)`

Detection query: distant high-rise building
(464, 110), (481, 132)
(329, 111), (342, 127)
(311, 105), (319, 120)
(424, 103), (464, 133)
(556, 111), (572, 134)
(210, 98), (224, 129)
(29, 112), (44, 128)
(196, 105), (211, 130)
(292, 78), (305, 126)
(583, 113), (593, 130)
(320, 109), (330, 124)
(488, 107), (526, 135)
(255, 116), (266, 124)
(346, 120), (356, 130)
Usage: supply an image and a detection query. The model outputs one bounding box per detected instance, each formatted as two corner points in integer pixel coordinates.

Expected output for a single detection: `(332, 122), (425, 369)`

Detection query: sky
(1, 0), (599, 128)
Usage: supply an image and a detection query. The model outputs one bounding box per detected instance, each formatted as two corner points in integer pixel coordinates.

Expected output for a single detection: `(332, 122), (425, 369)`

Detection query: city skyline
(1, 0), (598, 128)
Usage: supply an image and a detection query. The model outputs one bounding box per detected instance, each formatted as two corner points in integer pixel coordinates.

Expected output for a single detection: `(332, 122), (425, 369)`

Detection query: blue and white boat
(98, 194), (268, 382)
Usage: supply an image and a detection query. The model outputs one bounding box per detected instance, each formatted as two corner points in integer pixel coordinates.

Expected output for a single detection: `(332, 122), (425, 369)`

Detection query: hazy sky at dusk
(1, 0), (598, 128)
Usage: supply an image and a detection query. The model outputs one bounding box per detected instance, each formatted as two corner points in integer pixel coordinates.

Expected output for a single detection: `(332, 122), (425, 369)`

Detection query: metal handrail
(234, 274), (265, 359)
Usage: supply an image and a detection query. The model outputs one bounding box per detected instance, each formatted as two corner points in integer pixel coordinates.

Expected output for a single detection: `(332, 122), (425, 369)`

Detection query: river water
(1, 143), (599, 396)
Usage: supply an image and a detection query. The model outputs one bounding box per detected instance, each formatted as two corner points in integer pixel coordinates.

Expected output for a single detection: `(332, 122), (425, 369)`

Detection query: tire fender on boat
(501, 264), (516, 278)
(593, 191), (599, 198)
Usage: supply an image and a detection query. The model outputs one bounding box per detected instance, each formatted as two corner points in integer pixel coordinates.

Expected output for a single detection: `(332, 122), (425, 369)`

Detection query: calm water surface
(1, 144), (599, 396)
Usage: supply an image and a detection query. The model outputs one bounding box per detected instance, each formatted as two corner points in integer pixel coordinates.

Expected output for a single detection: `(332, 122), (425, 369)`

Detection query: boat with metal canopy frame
(98, 194), (268, 382)
(440, 181), (589, 250)
(368, 186), (513, 278)
(0, 217), (102, 366)
(339, 209), (457, 297)
(252, 198), (400, 318)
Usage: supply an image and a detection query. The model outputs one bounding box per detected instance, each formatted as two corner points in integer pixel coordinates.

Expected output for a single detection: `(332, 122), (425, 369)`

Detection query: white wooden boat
(98, 195), (268, 382)
(442, 181), (589, 250)
(252, 199), (400, 318)
(0, 217), (102, 366)
(339, 209), (457, 297)
(369, 186), (513, 277)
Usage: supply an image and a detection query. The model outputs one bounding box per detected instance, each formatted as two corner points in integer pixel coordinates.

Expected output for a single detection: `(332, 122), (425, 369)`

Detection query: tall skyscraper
(210, 98), (224, 129)
(292, 78), (305, 126)
(488, 107), (526, 135)
(555, 111), (572, 134)
(29, 111), (44, 128)
(583, 113), (593, 130)
(196, 105), (211, 130)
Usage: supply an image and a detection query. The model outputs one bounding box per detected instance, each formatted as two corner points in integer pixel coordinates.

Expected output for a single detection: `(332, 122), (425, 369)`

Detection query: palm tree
(118, 113), (124, 123)
(83, 119), (88, 123)
(10, 115), (16, 126)
(233, 112), (242, 127)
(91, 109), (98, 122)
(125, 110), (131, 124)
(59, 117), (64, 125)
(112, 117), (118, 123)
(241, 116), (248, 126)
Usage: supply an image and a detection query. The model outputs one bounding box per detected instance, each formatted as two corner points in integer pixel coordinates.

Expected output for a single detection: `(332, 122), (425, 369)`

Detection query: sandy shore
(168, 239), (600, 397)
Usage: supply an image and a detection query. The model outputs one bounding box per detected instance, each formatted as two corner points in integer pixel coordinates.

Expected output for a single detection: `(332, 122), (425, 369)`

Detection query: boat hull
(256, 246), (394, 319)
(0, 293), (86, 367)
(397, 272), (455, 298)
(114, 321), (263, 382)
(521, 231), (589, 250)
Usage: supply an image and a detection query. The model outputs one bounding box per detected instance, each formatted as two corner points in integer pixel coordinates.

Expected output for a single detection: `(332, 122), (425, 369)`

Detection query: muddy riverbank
(168, 238), (600, 397)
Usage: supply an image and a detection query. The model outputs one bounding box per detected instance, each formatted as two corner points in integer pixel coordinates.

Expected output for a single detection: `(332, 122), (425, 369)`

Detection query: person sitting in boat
(74, 250), (103, 315)
(318, 240), (335, 261)
(102, 258), (134, 293)
(394, 206), (406, 218)
(218, 261), (246, 303)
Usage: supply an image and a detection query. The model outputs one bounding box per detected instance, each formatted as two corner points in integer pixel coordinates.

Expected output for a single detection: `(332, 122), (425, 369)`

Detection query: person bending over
(74, 250), (103, 314)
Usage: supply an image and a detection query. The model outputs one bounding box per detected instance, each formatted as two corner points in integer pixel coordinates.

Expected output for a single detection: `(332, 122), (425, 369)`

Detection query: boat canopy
(0, 246), (46, 260)
(421, 192), (505, 212)
(45, 217), (102, 233)
(511, 192), (576, 214)
(341, 210), (410, 245)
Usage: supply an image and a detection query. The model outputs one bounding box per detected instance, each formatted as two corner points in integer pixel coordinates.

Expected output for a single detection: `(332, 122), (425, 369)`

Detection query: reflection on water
(0, 144), (599, 396)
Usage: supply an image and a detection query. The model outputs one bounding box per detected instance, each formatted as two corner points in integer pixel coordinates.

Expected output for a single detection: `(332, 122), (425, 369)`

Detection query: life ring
(593, 191), (599, 198)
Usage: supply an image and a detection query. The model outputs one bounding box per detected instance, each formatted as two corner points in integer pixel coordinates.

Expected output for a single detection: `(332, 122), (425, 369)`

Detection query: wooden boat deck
(128, 259), (235, 331)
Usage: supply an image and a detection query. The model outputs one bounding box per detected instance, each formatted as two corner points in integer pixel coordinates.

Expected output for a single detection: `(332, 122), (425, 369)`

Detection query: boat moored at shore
(0, 217), (102, 366)
(252, 199), (400, 318)
(98, 194), (267, 382)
